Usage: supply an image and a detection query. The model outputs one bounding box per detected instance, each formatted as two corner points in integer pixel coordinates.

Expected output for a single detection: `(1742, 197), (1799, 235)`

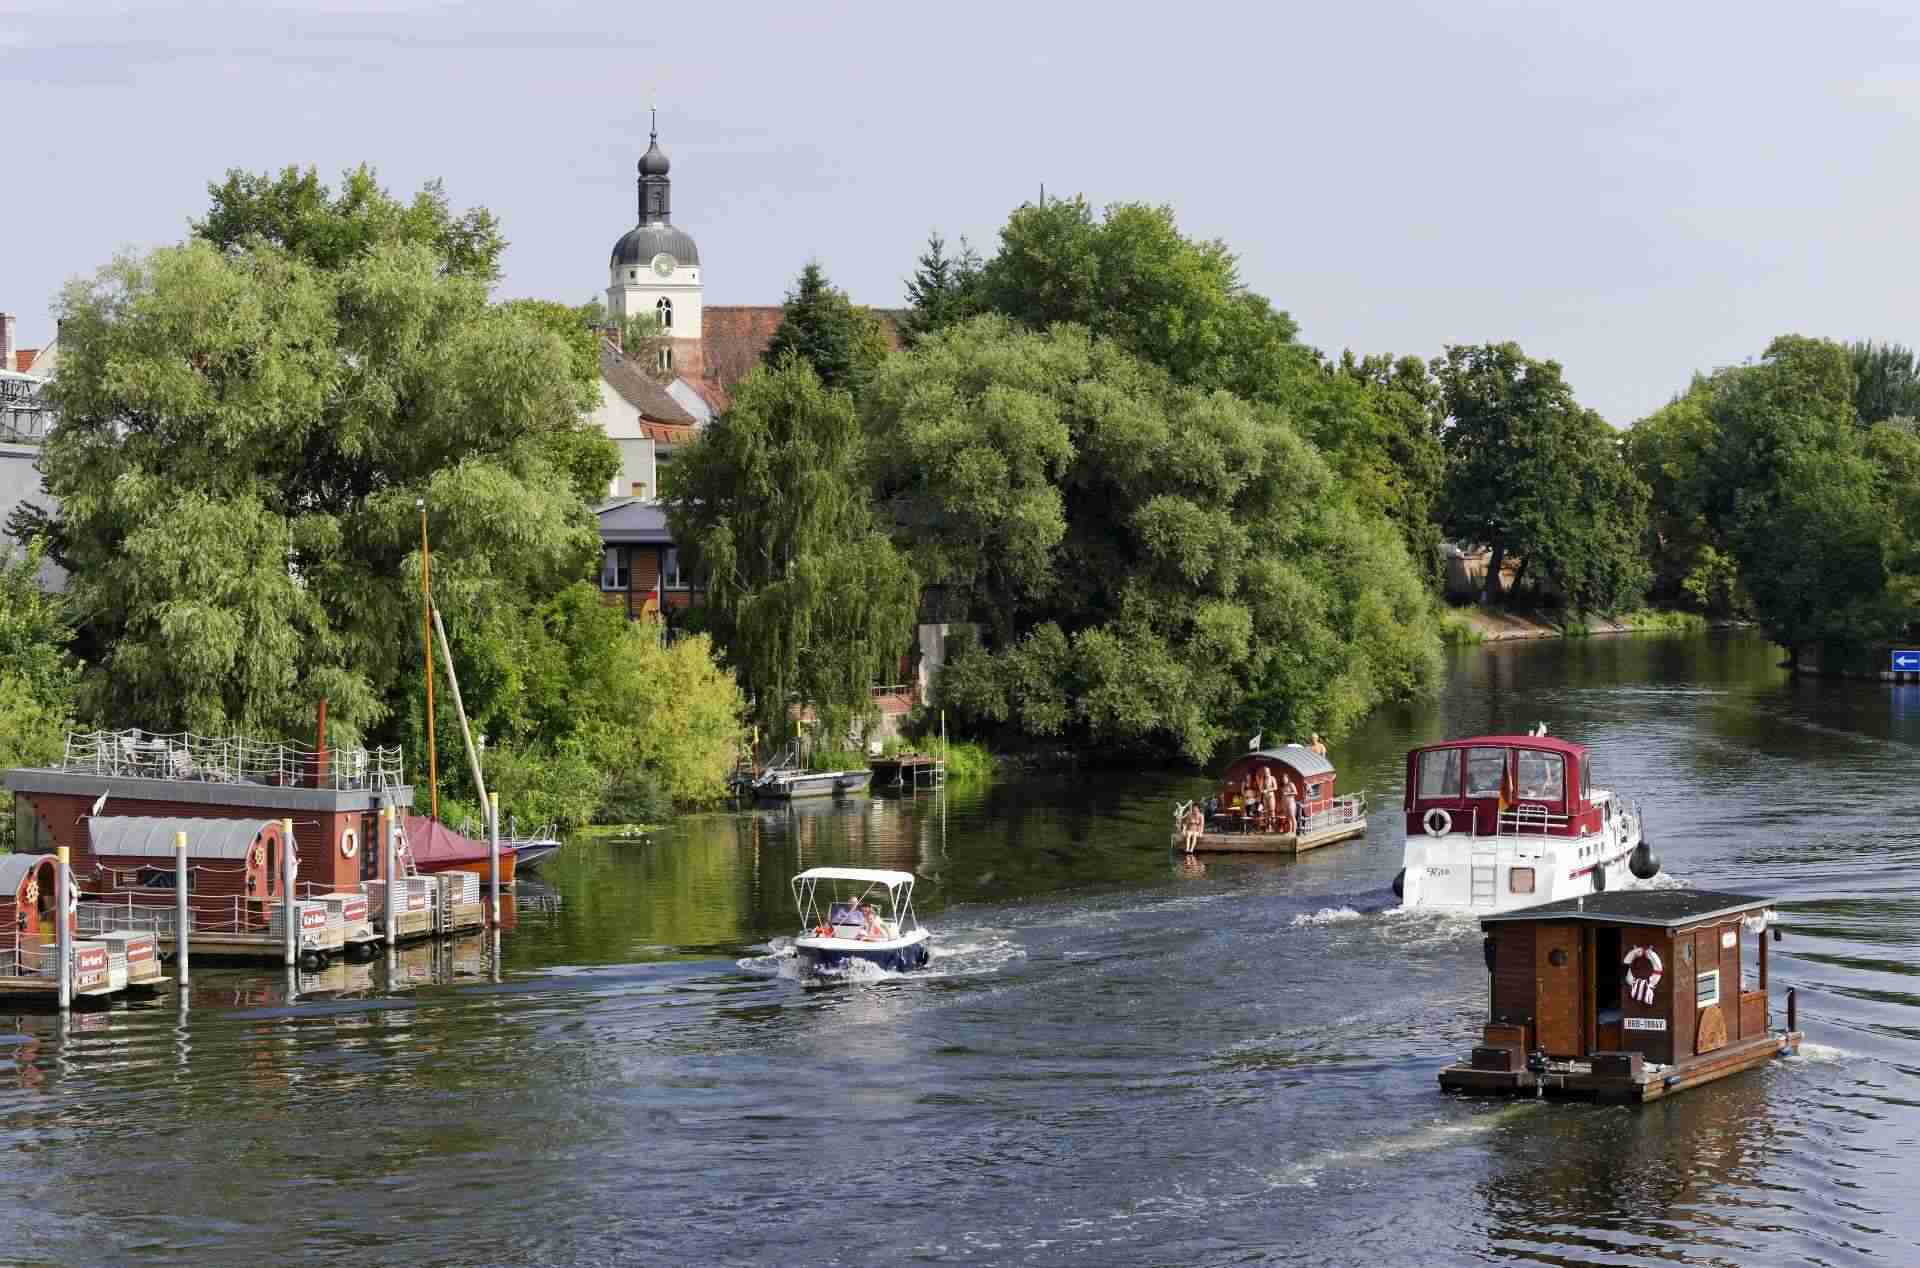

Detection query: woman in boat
(862, 902), (888, 941)
(1181, 801), (1204, 853)
(1282, 780), (1299, 834)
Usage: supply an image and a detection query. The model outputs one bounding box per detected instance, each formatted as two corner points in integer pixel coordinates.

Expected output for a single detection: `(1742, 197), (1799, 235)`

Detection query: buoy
(1392, 868), (1406, 900)
(1629, 842), (1661, 880)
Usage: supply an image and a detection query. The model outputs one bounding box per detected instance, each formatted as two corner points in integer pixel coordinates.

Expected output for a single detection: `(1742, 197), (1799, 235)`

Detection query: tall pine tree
(900, 231), (982, 346)
(763, 261), (876, 394)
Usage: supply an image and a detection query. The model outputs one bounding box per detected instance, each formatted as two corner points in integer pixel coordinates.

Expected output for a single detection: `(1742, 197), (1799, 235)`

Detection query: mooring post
(174, 830), (190, 987)
(55, 846), (71, 1011)
(488, 791), (501, 928)
(384, 803), (398, 947)
(1787, 986), (1798, 1032)
(281, 818), (297, 967)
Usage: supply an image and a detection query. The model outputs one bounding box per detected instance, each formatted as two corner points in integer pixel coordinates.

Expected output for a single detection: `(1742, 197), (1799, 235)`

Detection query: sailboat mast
(419, 498), (439, 821)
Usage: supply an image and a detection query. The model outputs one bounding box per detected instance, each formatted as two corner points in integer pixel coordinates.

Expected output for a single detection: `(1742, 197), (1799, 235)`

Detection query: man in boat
(1282, 780), (1299, 834)
(1258, 766), (1280, 829)
(1309, 733), (1327, 757)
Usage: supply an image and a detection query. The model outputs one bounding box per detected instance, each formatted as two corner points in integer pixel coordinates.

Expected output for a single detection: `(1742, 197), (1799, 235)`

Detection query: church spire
(637, 107), (671, 223)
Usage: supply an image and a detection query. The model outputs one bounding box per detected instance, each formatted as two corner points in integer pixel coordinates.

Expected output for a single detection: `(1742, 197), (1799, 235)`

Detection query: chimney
(0, 314), (14, 374)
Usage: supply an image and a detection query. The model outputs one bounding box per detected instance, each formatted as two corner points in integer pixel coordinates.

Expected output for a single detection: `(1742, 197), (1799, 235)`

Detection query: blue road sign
(1893, 649), (1920, 672)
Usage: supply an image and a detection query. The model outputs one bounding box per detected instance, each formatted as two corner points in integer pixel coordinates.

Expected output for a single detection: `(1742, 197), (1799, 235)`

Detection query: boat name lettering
(1425, 866), (1453, 877)
(1623, 1017), (1667, 1032)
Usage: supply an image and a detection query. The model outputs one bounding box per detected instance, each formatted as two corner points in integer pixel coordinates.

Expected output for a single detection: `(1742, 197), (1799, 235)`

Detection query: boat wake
(734, 932), (1026, 987)
(1290, 906), (1365, 927)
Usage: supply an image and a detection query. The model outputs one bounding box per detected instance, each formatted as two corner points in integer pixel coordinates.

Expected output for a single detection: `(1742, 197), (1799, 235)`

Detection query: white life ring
(1422, 808), (1453, 838)
(1623, 945), (1664, 1005)
(341, 829), (359, 859)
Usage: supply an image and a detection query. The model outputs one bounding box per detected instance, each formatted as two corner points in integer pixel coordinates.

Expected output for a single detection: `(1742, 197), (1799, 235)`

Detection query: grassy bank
(1443, 605), (1716, 644)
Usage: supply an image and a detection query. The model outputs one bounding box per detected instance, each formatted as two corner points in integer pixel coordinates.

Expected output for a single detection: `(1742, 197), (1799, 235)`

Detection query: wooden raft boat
(1438, 889), (1802, 1103)
(1173, 745), (1366, 855)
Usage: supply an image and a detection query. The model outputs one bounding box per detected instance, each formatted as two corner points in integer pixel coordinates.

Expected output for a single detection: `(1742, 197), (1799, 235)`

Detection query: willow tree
(666, 355), (917, 743)
(36, 172), (616, 747)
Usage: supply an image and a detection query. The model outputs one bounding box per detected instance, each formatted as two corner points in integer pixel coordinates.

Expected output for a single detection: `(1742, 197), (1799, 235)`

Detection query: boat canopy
(793, 867), (915, 888)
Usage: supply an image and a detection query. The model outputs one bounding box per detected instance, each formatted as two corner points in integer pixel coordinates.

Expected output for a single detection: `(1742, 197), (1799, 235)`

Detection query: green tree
(666, 356), (918, 740)
(1624, 374), (1749, 612)
(196, 163), (506, 281)
(979, 197), (1310, 398)
(0, 542), (78, 850)
(866, 317), (1440, 760)
(900, 232), (983, 346)
(762, 262), (888, 396)
(40, 200), (615, 749)
(1849, 340), (1920, 426)
(1434, 343), (1650, 613)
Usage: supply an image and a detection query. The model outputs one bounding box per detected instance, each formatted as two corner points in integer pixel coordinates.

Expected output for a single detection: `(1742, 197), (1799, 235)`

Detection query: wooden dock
(868, 754), (944, 788)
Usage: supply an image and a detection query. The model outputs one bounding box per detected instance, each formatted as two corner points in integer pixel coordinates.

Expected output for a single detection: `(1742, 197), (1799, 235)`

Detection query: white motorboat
(1394, 732), (1660, 914)
(790, 867), (931, 976)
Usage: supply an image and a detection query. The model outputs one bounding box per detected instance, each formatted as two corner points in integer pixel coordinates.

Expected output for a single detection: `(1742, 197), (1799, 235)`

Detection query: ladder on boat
(1469, 851), (1499, 908)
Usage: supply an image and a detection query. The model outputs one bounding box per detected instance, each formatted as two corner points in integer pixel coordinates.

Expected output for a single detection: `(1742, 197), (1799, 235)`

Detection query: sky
(6, 0), (1920, 424)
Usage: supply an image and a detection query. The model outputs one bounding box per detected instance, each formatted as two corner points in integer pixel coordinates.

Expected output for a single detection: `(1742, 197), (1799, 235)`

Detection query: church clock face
(651, 253), (675, 278)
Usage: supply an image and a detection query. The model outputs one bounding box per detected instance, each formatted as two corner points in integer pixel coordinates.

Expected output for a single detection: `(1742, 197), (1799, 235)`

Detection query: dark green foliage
(0, 542), (78, 850)
(1849, 340), (1920, 426)
(1434, 343), (1651, 613)
(900, 232), (984, 347)
(762, 262), (887, 396)
(868, 318), (1439, 760)
(667, 356), (919, 740)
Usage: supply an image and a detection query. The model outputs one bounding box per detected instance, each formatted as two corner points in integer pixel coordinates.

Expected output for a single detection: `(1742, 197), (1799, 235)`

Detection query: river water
(4, 632), (1918, 1266)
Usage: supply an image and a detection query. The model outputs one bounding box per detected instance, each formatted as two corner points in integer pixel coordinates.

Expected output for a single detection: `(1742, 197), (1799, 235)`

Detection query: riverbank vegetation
(0, 543), (78, 850)
(14, 165), (745, 828)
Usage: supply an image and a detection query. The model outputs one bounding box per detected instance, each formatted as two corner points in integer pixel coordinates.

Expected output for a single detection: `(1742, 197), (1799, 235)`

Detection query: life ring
(250, 842), (265, 869)
(1423, 808), (1452, 838)
(1623, 945), (1664, 1005)
(341, 829), (359, 860)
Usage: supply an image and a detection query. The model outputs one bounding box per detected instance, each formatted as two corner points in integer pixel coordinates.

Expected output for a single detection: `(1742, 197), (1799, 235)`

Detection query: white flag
(1248, 732), (1262, 752)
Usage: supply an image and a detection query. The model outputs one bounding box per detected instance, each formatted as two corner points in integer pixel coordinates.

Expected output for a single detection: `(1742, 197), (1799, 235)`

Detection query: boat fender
(1592, 864), (1608, 893)
(1482, 935), (1496, 973)
(1628, 842), (1660, 880)
(1392, 868), (1406, 900)
(341, 828), (359, 860)
(1422, 808), (1452, 838)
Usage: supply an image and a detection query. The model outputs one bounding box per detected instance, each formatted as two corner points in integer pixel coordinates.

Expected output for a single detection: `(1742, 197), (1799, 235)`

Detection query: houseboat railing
(1299, 793), (1366, 834)
(78, 892), (276, 937)
(57, 729), (404, 791)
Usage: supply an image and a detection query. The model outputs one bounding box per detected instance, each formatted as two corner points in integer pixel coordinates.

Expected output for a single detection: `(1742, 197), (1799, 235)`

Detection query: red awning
(404, 816), (512, 865)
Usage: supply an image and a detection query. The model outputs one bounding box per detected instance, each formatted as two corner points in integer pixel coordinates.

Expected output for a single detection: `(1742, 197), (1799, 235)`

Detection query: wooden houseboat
(1396, 733), (1659, 913)
(1438, 890), (1801, 1102)
(1173, 745), (1366, 855)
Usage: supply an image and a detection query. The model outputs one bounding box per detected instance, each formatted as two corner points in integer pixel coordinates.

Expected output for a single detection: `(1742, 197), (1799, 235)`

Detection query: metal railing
(58, 729), (403, 791)
(78, 892), (262, 937)
(1299, 793), (1367, 834)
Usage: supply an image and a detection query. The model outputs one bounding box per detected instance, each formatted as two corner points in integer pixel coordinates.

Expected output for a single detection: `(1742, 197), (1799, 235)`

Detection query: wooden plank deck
(1175, 822), (1368, 856)
(1438, 1031), (1799, 1102)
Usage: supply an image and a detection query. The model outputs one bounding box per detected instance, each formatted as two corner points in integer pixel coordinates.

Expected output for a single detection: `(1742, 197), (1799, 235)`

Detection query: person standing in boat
(1258, 765), (1280, 829)
(1309, 733), (1327, 757)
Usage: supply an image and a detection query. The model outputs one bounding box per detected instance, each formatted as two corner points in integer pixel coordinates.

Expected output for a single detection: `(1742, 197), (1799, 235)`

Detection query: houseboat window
(1509, 866), (1535, 894)
(13, 802), (49, 853)
(1697, 968), (1721, 1008)
(1465, 747), (1506, 797)
(1418, 749), (1462, 797)
(600, 546), (630, 591)
(1514, 749), (1565, 800)
(137, 866), (195, 892)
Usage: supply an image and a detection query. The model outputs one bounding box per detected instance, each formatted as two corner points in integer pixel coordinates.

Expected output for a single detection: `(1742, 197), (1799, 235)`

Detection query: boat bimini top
(791, 867), (921, 933)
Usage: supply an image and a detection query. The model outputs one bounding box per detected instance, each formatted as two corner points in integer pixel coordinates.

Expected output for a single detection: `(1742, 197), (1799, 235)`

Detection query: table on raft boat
(1438, 890), (1801, 1103)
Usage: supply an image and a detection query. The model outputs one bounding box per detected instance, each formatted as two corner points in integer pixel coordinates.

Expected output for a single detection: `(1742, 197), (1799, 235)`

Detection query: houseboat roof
(1417, 734), (1587, 758)
(1479, 889), (1773, 930)
(1232, 746), (1335, 778)
(0, 853), (52, 892)
(87, 816), (277, 859)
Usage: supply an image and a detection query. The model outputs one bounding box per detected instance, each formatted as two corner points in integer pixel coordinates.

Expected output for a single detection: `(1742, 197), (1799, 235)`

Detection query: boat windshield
(1418, 749), (1462, 797)
(1514, 749), (1565, 801)
(1465, 747), (1506, 797)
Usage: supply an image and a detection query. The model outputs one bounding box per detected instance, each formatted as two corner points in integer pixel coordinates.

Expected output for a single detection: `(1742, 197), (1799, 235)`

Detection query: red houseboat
(1395, 732), (1659, 913)
(1172, 745), (1367, 855)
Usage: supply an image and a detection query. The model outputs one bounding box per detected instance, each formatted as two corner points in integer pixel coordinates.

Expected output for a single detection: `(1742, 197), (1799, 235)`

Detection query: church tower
(608, 111), (703, 377)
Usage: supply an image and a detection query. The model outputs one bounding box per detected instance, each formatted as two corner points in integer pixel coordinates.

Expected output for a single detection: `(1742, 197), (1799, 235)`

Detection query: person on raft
(1181, 801), (1204, 853)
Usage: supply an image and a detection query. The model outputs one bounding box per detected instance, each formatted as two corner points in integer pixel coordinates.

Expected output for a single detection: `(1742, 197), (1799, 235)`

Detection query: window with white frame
(1696, 968), (1721, 1008)
(656, 296), (673, 330)
(657, 345), (673, 374)
(662, 546), (687, 590)
(600, 546), (630, 591)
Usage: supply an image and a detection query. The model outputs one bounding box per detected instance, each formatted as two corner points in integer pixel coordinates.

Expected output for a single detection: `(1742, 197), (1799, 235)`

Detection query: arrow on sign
(1893, 651), (1920, 670)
